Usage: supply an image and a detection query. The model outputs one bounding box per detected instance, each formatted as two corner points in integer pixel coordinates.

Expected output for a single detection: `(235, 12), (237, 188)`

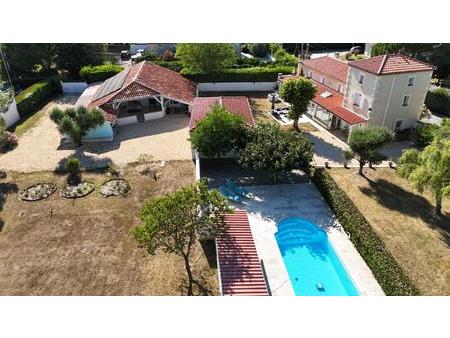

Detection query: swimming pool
(275, 218), (359, 296)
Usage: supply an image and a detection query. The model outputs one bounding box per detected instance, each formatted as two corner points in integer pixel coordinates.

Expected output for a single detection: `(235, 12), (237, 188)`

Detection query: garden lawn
(328, 167), (450, 295)
(0, 160), (219, 296)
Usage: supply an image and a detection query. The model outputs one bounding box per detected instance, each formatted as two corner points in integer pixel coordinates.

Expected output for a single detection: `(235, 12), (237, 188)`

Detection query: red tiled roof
(349, 54), (435, 75)
(216, 210), (269, 296)
(88, 61), (197, 108)
(189, 96), (255, 130)
(312, 81), (366, 125)
(302, 56), (349, 83)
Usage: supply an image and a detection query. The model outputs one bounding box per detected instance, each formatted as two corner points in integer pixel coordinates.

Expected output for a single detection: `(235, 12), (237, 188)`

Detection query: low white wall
(117, 115), (138, 125)
(61, 81), (88, 94)
(198, 82), (276, 92)
(1, 99), (20, 128)
(144, 111), (164, 121)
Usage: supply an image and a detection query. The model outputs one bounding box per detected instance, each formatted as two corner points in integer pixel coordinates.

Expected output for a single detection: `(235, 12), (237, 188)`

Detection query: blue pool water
(275, 218), (359, 296)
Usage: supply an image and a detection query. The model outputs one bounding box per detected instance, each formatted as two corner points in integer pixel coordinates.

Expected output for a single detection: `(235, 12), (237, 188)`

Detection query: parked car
(350, 46), (363, 54)
(120, 50), (131, 60)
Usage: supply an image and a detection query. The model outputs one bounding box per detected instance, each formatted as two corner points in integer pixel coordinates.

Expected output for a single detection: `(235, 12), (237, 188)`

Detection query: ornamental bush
(15, 77), (59, 116)
(312, 169), (420, 295)
(425, 88), (450, 116)
(79, 64), (123, 83)
(183, 66), (294, 82)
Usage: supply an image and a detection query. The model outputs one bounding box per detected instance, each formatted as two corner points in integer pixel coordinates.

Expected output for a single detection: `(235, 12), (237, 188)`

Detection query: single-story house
(75, 61), (197, 141)
(189, 96), (255, 130)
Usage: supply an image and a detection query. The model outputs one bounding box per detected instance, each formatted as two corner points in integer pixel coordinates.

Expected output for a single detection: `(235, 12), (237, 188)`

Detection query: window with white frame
(337, 84), (342, 93)
(408, 75), (416, 86)
(358, 73), (365, 84)
(308, 71), (313, 78)
(394, 119), (404, 130)
(402, 95), (410, 107)
(320, 76), (325, 84)
(352, 93), (363, 107)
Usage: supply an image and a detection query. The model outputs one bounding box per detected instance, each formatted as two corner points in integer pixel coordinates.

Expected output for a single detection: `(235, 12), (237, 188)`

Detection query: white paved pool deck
(237, 183), (385, 296)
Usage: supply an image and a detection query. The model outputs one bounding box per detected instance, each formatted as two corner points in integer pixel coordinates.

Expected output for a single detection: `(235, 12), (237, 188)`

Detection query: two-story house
(278, 54), (435, 141)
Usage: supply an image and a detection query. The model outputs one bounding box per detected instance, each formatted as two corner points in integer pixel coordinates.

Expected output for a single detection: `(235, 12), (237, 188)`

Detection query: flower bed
(100, 179), (130, 197)
(18, 183), (57, 201)
(62, 181), (95, 199)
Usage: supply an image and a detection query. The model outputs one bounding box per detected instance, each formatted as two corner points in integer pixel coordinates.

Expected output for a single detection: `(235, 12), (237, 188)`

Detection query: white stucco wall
(198, 82), (276, 92)
(302, 65), (346, 94)
(1, 99), (21, 129)
(117, 115), (138, 125)
(144, 111), (165, 121)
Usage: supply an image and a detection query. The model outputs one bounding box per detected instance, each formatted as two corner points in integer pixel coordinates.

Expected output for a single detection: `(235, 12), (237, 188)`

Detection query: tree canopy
(132, 180), (231, 295)
(344, 127), (394, 175)
(280, 78), (317, 131)
(398, 121), (450, 215)
(190, 105), (249, 158)
(50, 106), (105, 146)
(239, 123), (313, 182)
(176, 43), (237, 73)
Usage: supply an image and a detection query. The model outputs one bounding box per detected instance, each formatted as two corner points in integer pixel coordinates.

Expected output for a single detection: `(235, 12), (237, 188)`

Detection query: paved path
(0, 98), (192, 172)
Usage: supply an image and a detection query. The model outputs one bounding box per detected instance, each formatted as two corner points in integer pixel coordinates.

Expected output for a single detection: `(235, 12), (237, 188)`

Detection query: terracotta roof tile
(349, 54), (435, 75)
(302, 56), (349, 83)
(189, 96), (255, 130)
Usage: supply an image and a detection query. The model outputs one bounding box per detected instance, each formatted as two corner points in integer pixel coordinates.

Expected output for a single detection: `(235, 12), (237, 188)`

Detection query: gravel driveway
(0, 99), (192, 172)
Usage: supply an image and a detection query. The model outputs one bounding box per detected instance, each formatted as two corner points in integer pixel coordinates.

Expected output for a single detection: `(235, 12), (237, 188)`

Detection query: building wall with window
(301, 65), (346, 94)
(344, 67), (432, 131)
(369, 70), (432, 130)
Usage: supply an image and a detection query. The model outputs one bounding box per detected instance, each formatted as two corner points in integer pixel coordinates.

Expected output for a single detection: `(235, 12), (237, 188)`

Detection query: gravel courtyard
(0, 99), (192, 172)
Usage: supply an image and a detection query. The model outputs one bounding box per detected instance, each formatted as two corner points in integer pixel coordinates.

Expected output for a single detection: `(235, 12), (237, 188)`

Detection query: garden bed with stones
(18, 183), (58, 201)
(61, 181), (95, 199)
(100, 179), (131, 197)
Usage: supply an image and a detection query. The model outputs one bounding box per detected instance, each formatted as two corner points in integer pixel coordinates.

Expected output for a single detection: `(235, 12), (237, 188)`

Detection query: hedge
(312, 169), (420, 296)
(425, 88), (450, 116)
(153, 60), (183, 73)
(183, 66), (295, 82)
(15, 77), (60, 117)
(79, 64), (123, 83)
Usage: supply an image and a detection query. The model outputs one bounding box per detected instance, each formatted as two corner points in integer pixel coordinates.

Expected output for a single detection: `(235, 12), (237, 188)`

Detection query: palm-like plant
(50, 106), (105, 146)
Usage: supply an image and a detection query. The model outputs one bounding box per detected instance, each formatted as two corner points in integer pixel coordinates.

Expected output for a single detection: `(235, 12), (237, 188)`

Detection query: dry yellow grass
(329, 167), (450, 295)
(0, 161), (219, 295)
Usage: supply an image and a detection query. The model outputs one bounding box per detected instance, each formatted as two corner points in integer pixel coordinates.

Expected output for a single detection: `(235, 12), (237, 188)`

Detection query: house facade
(279, 54), (435, 140)
(75, 61), (197, 141)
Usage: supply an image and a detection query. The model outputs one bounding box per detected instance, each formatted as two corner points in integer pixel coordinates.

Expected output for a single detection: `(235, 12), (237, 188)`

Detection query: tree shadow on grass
(359, 178), (450, 246)
(0, 180), (19, 232)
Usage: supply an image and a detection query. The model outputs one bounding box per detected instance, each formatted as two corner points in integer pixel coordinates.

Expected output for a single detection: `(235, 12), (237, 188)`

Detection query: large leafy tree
(176, 43), (236, 73)
(344, 127), (394, 175)
(132, 180), (231, 295)
(397, 123), (449, 216)
(239, 123), (313, 182)
(50, 106), (105, 147)
(190, 105), (249, 158)
(55, 44), (107, 77)
(280, 78), (317, 131)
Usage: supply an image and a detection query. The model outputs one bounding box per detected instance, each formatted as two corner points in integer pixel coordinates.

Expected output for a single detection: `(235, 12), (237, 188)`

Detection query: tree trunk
(273, 171), (278, 183)
(435, 191), (442, 216)
(182, 253), (193, 296)
(293, 117), (300, 131)
(358, 161), (364, 176)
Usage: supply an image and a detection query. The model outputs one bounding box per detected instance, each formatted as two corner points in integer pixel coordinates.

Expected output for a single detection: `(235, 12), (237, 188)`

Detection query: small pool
(275, 218), (359, 296)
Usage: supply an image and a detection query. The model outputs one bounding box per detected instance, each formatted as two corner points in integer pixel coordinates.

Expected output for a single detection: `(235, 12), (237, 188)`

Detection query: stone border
(18, 183), (58, 202)
(99, 178), (131, 197)
(61, 181), (95, 199)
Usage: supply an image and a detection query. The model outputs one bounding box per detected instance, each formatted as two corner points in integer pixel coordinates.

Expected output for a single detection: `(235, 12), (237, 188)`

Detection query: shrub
(442, 76), (450, 88)
(425, 88), (450, 116)
(15, 77), (58, 116)
(65, 156), (81, 184)
(0, 117), (18, 152)
(153, 60), (184, 73)
(79, 64), (123, 83)
(312, 169), (420, 295)
(413, 123), (439, 148)
(183, 66), (294, 82)
(249, 43), (269, 58)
